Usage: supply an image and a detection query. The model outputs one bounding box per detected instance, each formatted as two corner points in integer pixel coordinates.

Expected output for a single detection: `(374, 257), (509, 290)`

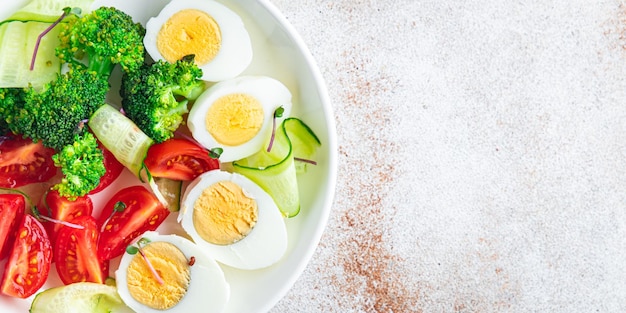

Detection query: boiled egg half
(144, 0), (252, 82)
(115, 231), (230, 313)
(179, 170), (288, 270)
(187, 75), (292, 162)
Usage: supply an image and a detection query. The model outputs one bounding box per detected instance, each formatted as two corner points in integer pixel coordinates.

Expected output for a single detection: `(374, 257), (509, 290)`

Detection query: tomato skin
(0, 134), (57, 188)
(0, 214), (52, 298)
(144, 138), (220, 181)
(40, 190), (93, 249)
(89, 144), (124, 194)
(54, 215), (107, 285)
(0, 194), (25, 260)
(97, 186), (170, 261)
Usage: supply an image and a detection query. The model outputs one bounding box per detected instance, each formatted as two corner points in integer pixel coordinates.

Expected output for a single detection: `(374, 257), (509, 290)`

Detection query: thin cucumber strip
(232, 118), (321, 217)
(88, 104), (154, 178)
(0, 21), (62, 88)
(30, 282), (132, 313)
(5, 0), (95, 24)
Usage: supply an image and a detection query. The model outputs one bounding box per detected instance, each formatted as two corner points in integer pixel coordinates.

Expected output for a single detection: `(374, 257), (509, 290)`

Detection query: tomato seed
(15, 274), (24, 285)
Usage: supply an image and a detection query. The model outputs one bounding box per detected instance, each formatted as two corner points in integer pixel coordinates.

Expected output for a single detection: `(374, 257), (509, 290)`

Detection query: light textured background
(269, 0), (626, 312)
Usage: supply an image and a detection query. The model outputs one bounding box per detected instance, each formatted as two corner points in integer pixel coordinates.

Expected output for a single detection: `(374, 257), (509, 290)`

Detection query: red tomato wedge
(0, 194), (25, 260)
(0, 214), (52, 298)
(54, 215), (107, 285)
(40, 190), (93, 250)
(144, 138), (220, 181)
(97, 186), (170, 261)
(0, 134), (57, 188)
(89, 143), (124, 194)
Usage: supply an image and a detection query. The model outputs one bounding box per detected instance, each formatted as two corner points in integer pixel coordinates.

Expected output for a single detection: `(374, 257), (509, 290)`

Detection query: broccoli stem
(171, 100), (189, 116)
(88, 58), (115, 79)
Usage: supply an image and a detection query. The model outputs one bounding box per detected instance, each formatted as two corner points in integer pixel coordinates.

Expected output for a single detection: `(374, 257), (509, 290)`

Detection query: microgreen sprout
(32, 206), (84, 229)
(0, 188), (85, 229)
(126, 237), (164, 285)
(171, 130), (222, 160)
(0, 188), (32, 204)
(294, 157), (318, 166)
(180, 54), (196, 63)
(74, 119), (89, 134)
(209, 147), (223, 159)
(30, 7), (81, 71)
(267, 106), (285, 152)
(100, 201), (126, 232)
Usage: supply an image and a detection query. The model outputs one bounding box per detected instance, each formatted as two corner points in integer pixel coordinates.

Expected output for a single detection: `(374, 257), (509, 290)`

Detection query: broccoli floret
(120, 57), (205, 143)
(17, 67), (108, 151)
(51, 131), (105, 200)
(1, 68), (108, 198)
(56, 6), (146, 78)
(0, 88), (28, 134)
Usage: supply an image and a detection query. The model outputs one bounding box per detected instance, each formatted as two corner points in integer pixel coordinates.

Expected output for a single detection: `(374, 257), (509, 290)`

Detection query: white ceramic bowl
(0, 1), (337, 312)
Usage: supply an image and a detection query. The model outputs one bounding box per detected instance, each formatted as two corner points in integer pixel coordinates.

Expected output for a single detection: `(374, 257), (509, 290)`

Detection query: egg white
(144, 0), (252, 82)
(187, 75), (293, 163)
(115, 231), (230, 313)
(179, 170), (288, 270)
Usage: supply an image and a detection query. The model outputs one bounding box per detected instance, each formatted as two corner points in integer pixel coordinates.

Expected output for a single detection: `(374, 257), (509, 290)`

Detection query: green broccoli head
(56, 6), (146, 78)
(52, 131), (105, 200)
(20, 67), (108, 150)
(0, 88), (28, 134)
(120, 57), (205, 143)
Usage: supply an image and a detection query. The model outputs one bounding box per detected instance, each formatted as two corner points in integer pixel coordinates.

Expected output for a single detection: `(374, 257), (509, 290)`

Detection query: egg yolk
(205, 93), (264, 146)
(157, 9), (221, 65)
(126, 242), (191, 310)
(193, 180), (258, 245)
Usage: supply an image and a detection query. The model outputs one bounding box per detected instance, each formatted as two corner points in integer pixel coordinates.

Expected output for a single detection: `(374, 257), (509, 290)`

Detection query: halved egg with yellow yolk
(115, 231), (230, 313)
(179, 170), (288, 270)
(187, 75), (292, 162)
(144, 0), (252, 82)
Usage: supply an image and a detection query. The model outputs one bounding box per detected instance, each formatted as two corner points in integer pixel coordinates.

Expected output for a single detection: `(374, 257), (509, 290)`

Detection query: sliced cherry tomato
(0, 194), (25, 260)
(40, 190), (93, 249)
(144, 138), (220, 181)
(97, 185), (169, 260)
(0, 134), (57, 188)
(89, 143), (124, 194)
(0, 214), (52, 298)
(55, 215), (107, 285)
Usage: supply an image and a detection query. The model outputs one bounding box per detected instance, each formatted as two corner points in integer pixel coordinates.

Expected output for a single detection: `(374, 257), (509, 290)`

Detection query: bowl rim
(253, 0), (339, 311)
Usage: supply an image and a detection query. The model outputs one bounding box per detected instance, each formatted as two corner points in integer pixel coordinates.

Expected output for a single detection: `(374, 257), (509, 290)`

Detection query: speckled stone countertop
(268, 1), (626, 312)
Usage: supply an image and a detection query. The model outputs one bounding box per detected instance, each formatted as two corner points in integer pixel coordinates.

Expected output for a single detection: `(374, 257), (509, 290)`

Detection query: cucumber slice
(88, 104), (154, 178)
(232, 118), (321, 217)
(154, 177), (182, 212)
(0, 21), (62, 88)
(0, 0), (95, 88)
(29, 282), (132, 313)
(89, 105), (172, 208)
